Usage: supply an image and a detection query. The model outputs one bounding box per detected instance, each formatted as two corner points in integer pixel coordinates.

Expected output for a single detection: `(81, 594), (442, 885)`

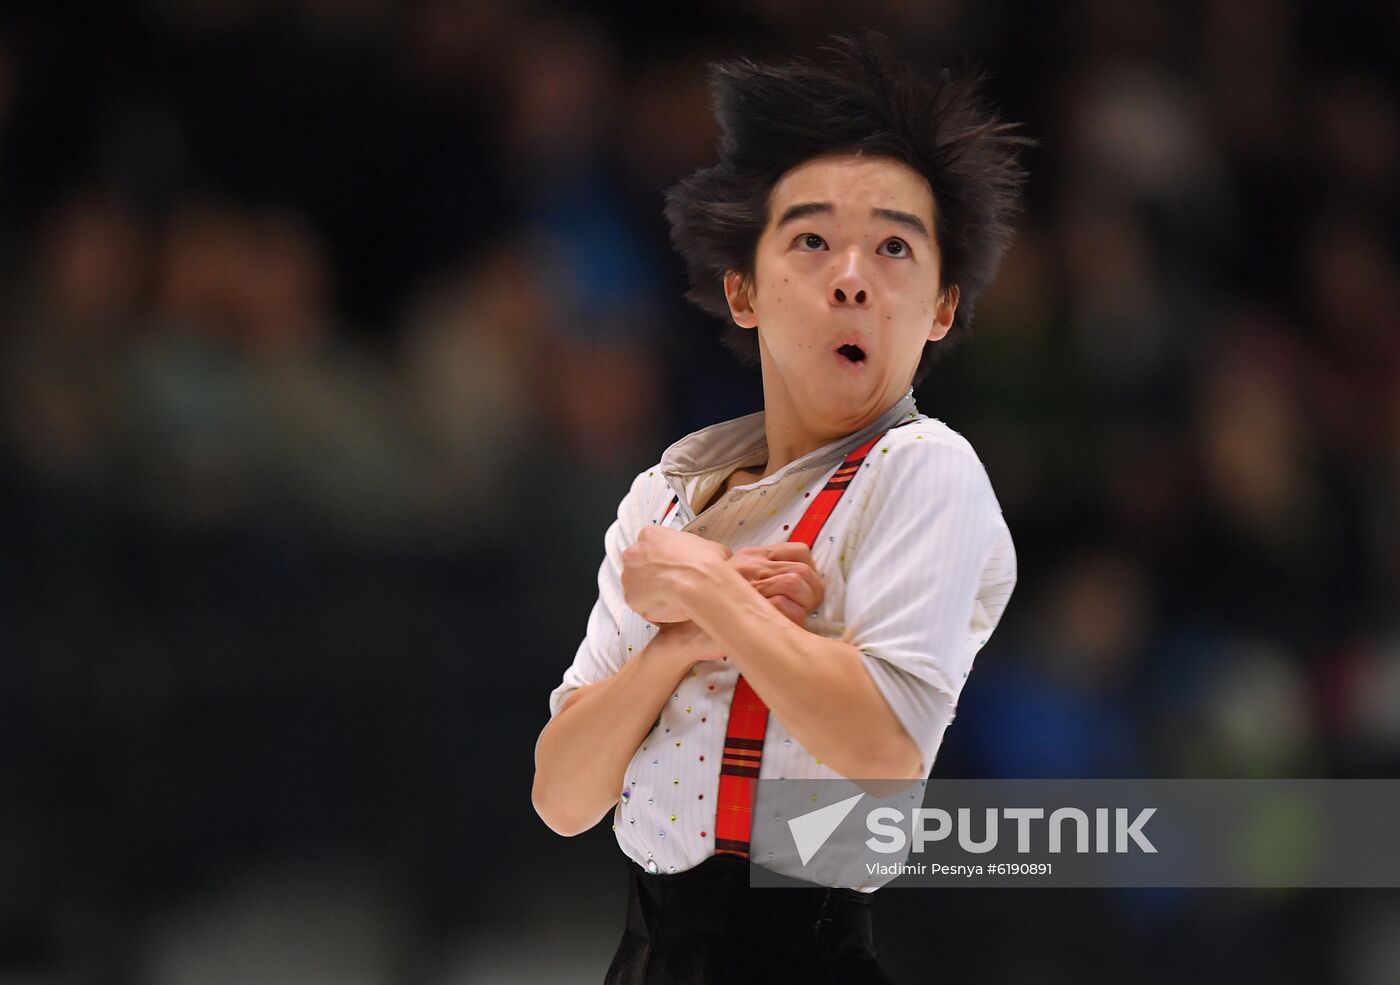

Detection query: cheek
(752, 273), (798, 327)
(898, 276), (940, 325)
(883, 278), (932, 319)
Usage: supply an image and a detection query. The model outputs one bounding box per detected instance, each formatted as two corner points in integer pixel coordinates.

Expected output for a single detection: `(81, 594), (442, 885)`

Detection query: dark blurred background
(0, 0), (1397, 982)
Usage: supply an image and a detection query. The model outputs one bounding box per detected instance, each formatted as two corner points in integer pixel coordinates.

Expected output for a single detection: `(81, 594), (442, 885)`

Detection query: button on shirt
(547, 393), (1017, 883)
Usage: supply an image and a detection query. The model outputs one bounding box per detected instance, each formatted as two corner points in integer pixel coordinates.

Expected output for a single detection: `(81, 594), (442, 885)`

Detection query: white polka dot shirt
(547, 392), (1017, 883)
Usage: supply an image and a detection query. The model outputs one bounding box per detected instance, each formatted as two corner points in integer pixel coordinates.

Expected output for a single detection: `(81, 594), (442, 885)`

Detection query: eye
(878, 237), (912, 258)
(794, 232), (828, 251)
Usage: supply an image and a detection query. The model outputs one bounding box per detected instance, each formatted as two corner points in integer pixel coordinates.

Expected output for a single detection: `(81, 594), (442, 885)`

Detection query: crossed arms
(531, 529), (922, 837)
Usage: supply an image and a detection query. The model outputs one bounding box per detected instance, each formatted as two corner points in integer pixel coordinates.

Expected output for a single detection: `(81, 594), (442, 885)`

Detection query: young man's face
(724, 153), (958, 440)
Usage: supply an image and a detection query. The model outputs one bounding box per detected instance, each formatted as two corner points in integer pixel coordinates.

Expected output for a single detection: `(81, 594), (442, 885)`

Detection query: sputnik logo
(788, 793), (865, 864)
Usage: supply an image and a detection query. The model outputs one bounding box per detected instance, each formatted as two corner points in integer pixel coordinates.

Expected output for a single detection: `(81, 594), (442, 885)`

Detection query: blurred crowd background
(1, 1), (1397, 983)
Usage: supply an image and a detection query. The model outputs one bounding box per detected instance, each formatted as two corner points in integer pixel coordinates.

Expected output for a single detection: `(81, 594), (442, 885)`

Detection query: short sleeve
(841, 434), (1015, 775)
(547, 469), (656, 718)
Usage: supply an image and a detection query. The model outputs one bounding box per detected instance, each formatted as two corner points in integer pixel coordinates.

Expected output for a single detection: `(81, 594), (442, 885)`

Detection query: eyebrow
(872, 208), (930, 240)
(775, 202), (931, 240)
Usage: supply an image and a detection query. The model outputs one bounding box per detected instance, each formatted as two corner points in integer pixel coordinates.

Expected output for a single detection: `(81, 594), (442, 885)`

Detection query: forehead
(765, 153), (935, 228)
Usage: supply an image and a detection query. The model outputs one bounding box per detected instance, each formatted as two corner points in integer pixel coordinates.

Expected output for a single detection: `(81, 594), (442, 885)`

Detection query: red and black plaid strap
(712, 427), (894, 859)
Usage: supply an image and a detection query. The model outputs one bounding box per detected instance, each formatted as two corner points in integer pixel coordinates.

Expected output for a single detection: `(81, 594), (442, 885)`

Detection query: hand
(655, 619), (727, 666)
(621, 525), (731, 624)
(726, 542), (825, 626)
(655, 539), (828, 669)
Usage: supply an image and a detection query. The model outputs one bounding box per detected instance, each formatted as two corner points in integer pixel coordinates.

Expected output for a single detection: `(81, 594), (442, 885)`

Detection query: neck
(758, 408), (838, 478)
(756, 386), (910, 480)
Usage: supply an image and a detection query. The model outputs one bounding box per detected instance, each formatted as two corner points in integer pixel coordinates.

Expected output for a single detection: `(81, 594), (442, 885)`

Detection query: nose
(829, 248), (871, 307)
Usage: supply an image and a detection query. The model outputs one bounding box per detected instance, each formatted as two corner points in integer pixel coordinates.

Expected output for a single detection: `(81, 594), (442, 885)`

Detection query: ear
(927, 284), (959, 342)
(723, 270), (759, 329)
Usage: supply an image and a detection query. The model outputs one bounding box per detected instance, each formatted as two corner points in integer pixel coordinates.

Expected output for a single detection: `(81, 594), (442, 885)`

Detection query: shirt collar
(659, 391), (921, 514)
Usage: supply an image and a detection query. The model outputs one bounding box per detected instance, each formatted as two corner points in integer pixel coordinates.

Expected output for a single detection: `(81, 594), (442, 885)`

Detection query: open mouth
(836, 344), (866, 363)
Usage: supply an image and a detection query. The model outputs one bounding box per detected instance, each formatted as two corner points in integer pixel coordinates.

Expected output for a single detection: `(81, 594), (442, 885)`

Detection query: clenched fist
(620, 525), (732, 624)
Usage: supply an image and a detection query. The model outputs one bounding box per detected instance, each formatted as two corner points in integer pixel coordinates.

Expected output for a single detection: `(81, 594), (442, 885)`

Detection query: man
(532, 31), (1028, 984)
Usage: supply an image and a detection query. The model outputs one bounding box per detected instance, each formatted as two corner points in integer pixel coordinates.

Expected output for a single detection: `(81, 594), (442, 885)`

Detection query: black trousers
(604, 853), (897, 985)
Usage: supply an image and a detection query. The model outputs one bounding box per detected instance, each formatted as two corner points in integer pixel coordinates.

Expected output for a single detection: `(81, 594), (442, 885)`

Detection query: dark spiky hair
(664, 31), (1032, 386)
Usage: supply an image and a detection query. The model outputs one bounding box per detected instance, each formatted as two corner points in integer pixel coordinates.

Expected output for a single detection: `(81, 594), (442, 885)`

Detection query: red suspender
(711, 429), (891, 859)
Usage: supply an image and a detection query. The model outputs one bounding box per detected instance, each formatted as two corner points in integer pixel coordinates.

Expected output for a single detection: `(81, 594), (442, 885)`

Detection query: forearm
(684, 565), (922, 780)
(532, 624), (696, 836)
